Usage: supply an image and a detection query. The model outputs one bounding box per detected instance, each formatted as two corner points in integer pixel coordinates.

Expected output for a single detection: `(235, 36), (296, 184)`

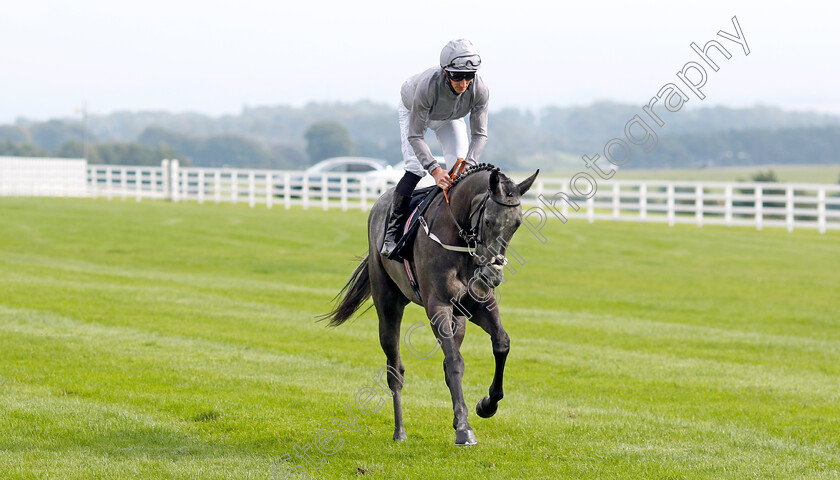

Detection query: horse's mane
(450, 163), (499, 189)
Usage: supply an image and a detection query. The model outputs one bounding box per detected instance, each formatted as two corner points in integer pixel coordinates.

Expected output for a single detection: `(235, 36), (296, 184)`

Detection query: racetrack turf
(0, 197), (838, 479)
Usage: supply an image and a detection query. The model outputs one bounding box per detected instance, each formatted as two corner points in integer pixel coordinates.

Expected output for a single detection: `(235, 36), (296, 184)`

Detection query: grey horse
(323, 164), (539, 446)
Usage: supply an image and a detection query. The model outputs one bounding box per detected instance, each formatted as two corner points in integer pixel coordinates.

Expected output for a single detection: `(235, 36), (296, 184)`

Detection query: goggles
(445, 54), (481, 71)
(447, 71), (476, 82)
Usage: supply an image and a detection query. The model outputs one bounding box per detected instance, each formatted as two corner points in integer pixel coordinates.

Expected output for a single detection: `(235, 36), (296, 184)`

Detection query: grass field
(1, 197), (839, 479)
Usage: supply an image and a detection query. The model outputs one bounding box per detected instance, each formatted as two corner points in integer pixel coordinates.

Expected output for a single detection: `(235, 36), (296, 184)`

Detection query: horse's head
(469, 168), (539, 287)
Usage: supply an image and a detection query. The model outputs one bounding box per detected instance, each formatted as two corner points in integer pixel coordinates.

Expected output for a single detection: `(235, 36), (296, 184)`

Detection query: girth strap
(418, 216), (474, 255)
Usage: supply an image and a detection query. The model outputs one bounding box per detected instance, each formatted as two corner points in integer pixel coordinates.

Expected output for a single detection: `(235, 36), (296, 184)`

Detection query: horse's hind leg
(377, 300), (408, 441)
(370, 261), (409, 440)
(427, 302), (475, 446)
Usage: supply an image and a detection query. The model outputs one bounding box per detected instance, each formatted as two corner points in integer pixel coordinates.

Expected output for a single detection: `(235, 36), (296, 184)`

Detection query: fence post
(786, 186), (794, 233)
(322, 175), (329, 211)
(360, 176), (367, 211)
(161, 159), (170, 200)
(170, 160), (180, 203)
(755, 186), (763, 231)
(266, 172), (273, 209)
(612, 184), (620, 221)
(163, 162), (170, 201)
(302, 175), (310, 210)
(249, 171), (256, 208)
(136, 169), (142, 202)
(818, 188), (826, 234)
(587, 196), (594, 223)
(230, 171), (237, 205)
(639, 183), (647, 224)
(120, 168), (128, 200)
(106, 166), (113, 201)
(725, 185), (733, 227)
(667, 184), (675, 227)
(198, 170), (205, 204)
(340, 175), (348, 211)
(560, 182), (569, 219)
(284, 173), (291, 210)
(695, 184), (703, 228)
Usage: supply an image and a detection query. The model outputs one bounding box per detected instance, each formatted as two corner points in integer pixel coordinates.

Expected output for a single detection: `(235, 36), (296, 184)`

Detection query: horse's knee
(443, 354), (465, 377)
(492, 332), (510, 357)
(378, 364), (405, 395)
(388, 370), (404, 391)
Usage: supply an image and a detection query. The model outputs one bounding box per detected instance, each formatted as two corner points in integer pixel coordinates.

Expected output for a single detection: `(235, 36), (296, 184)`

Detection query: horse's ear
(489, 169), (501, 194)
(517, 169), (540, 196)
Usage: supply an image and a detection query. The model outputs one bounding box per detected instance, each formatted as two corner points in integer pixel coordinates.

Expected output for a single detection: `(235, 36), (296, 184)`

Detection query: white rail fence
(85, 160), (401, 211)
(0, 156), (88, 196)
(532, 177), (840, 234)
(4, 158), (840, 233)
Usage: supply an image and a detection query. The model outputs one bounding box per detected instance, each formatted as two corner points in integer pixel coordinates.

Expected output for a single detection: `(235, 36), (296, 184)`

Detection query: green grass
(1, 197), (839, 479)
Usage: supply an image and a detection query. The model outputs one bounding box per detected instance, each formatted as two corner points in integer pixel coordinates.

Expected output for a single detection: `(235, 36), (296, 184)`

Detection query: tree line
(2, 101), (839, 170)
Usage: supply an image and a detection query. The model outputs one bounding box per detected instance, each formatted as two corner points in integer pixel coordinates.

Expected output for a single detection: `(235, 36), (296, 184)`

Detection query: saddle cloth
(387, 185), (441, 263)
(385, 186), (442, 302)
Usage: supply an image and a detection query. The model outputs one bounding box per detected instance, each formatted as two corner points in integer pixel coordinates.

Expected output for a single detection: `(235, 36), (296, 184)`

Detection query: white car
(290, 157), (394, 194)
(305, 157), (389, 175)
(377, 157), (447, 188)
(292, 156), (447, 193)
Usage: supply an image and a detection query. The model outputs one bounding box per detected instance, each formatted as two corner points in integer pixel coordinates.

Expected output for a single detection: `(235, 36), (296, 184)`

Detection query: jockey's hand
(431, 167), (453, 190)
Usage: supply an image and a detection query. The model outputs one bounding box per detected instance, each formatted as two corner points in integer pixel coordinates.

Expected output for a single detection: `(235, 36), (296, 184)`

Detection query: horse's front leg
(471, 300), (509, 418)
(427, 301), (476, 446)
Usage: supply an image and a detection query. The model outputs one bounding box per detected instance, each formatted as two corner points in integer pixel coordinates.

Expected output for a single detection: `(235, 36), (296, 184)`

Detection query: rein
(420, 182), (520, 261)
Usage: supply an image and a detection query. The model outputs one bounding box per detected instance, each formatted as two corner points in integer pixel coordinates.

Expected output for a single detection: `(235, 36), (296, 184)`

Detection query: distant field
(526, 164), (840, 184)
(1, 198), (839, 479)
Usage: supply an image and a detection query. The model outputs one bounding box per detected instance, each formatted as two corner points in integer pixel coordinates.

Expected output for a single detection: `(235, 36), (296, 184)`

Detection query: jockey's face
(449, 77), (472, 94)
(445, 71), (473, 94)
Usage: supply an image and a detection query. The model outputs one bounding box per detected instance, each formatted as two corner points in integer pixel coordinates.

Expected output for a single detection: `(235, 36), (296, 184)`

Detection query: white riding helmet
(439, 39), (481, 73)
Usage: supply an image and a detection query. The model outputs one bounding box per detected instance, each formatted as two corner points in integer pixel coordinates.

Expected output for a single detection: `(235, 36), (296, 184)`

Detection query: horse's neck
(450, 174), (486, 217)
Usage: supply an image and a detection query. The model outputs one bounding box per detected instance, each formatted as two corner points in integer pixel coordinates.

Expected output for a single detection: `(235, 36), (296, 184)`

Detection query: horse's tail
(321, 255), (371, 327)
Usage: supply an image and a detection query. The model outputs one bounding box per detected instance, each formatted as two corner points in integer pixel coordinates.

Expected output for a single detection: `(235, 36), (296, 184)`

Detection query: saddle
(386, 185), (441, 263)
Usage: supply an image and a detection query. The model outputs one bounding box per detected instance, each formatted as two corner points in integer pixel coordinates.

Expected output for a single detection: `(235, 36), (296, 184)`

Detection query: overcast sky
(2, 0), (837, 123)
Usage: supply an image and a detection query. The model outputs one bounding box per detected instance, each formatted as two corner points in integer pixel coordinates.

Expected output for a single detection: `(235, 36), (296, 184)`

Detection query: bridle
(419, 186), (520, 267)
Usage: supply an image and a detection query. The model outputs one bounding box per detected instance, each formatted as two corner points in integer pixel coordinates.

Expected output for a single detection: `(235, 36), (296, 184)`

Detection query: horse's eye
(485, 219), (491, 227)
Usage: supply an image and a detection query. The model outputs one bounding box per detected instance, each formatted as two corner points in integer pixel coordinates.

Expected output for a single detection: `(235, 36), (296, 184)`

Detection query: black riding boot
(380, 192), (411, 258)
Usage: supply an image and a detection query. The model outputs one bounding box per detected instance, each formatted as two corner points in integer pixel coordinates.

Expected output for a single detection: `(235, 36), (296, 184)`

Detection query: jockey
(381, 38), (490, 258)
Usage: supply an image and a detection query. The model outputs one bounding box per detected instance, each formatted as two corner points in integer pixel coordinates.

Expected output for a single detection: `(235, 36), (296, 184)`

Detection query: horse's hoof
(454, 428), (477, 446)
(476, 396), (498, 418)
(393, 429), (407, 441)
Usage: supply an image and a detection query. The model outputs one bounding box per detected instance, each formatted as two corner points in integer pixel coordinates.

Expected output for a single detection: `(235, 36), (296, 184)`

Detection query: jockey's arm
(464, 84), (489, 165)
